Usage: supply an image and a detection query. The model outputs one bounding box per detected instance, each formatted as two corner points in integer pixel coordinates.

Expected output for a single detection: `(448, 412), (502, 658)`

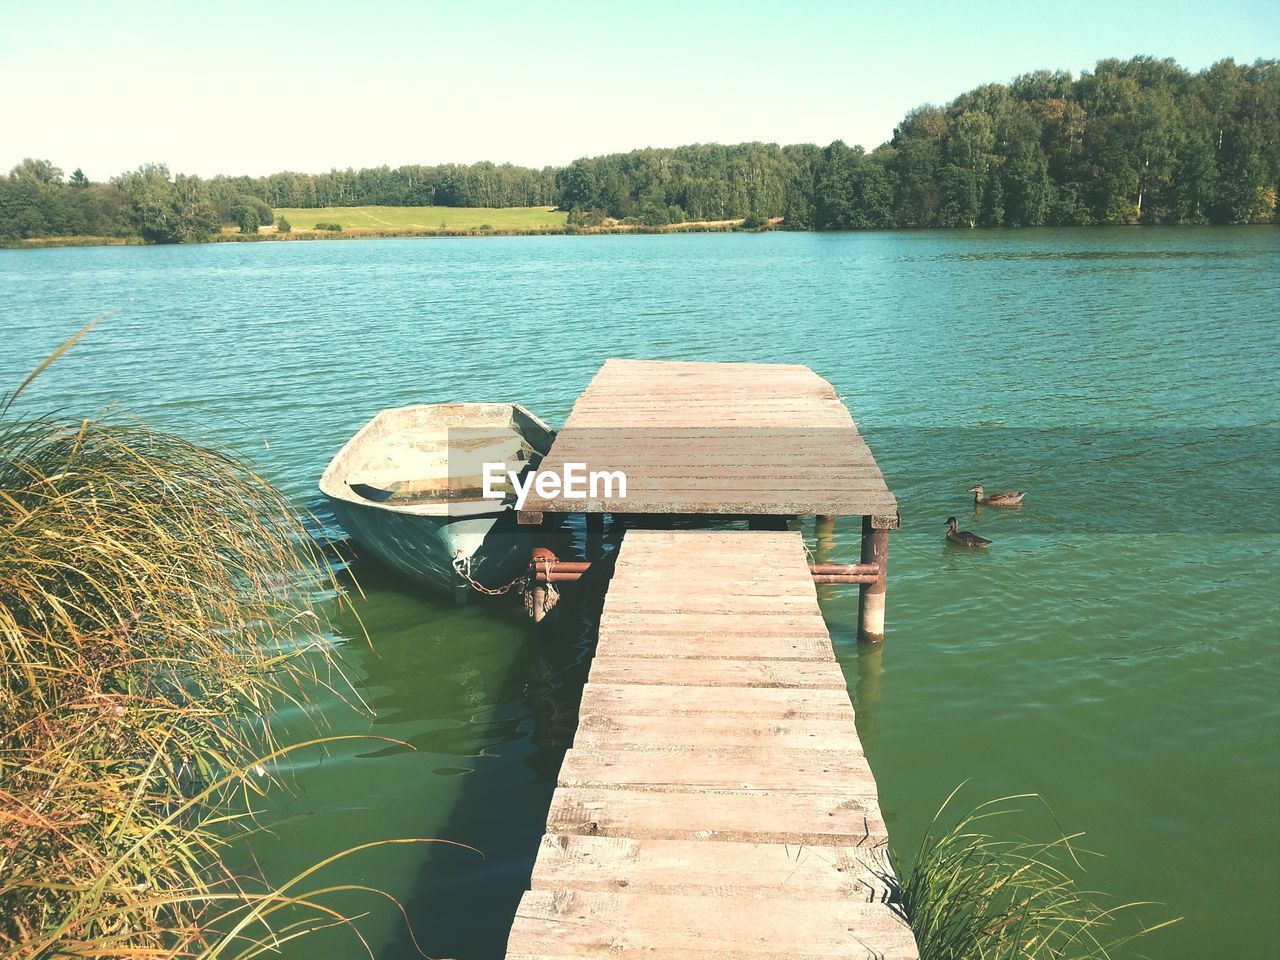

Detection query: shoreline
(3, 220), (1272, 251)
(1, 221), (760, 250)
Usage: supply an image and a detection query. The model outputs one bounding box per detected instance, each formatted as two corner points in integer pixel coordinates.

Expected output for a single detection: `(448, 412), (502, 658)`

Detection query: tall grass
(894, 788), (1179, 960)
(0, 328), (431, 957)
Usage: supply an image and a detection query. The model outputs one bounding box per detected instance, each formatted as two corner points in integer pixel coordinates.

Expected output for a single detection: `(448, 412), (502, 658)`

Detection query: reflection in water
(853, 642), (885, 757)
(812, 514), (838, 604)
(231, 534), (609, 960)
(358, 518), (610, 960)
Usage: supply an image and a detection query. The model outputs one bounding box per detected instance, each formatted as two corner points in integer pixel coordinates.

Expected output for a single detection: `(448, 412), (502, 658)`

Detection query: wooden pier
(518, 358), (899, 640)
(504, 529), (919, 958)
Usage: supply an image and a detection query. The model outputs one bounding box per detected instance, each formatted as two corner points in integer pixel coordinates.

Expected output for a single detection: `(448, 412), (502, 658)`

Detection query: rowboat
(319, 403), (554, 600)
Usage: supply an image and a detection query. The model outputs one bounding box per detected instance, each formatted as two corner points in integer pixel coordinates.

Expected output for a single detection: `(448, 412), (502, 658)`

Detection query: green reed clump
(894, 789), (1179, 960)
(0, 394), (381, 956)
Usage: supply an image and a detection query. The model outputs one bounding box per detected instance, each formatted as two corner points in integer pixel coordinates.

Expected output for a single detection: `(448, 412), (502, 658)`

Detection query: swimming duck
(946, 516), (991, 547)
(969, 485), (1025, 506)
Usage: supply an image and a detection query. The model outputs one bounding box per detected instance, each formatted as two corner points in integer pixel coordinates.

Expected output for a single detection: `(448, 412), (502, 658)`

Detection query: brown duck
(946, 516), (991, 547)
(969, 485), (1025, 506)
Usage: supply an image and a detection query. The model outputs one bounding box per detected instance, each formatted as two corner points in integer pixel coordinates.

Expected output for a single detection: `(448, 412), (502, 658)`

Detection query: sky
(1, 0), (1276, 180)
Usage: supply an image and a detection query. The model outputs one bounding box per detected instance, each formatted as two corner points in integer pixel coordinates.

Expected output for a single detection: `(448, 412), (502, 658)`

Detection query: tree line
(1, 56), (1275, 243)
(561, 57), (1278, 228)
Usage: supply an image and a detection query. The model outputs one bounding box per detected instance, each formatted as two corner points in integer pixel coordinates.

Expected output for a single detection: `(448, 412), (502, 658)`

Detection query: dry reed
(1, 324), (432, 958)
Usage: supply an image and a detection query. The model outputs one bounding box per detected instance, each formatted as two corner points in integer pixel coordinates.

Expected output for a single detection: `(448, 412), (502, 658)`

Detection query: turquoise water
(2, 229), (1277, 957)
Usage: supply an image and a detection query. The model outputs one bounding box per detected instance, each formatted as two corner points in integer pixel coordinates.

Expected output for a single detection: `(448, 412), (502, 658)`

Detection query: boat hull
(329, 497), (530, 601)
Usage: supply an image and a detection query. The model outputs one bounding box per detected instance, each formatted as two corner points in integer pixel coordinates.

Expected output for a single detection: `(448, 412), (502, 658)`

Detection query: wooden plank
(578, 683), (855, 720)
(601, 579), (821, 597)
(602, 583), (817, 600)
(563, 409), (853, 420)
(596, 614), (832, 637)
(608, 562), (812, 579)
(544, 428), (862, 440)
(611, 538), (807, 557)
(531, 475), (891, 494)
(560, 415), (856, 428)
(599, 589), (822, 607)
(538, 464), (885, 482)
(538, 459), (882, 478)
(602, 599), (822, 618)
(615, 530), (801, 551)
(602, 576), (822, 595)
(568, 404), (844, 414)
(546, 787), (887, 844)
(593, 632), (837, 661)
(506, 890), (919, 958)
(548, 427), (864, 438)
(540, 437), (874, 453)
(621, 529), (796, 541)
(603, 572), (818, 591)
(587, 657), (845, 688)
(557, 746), (876, 793)
(606, 562), (813, 578)
(613, 534), (802, 554)
(537, 493), (894, 510)
(529, 835), (892, 900)
(568, 398), (850, 408)
(520, 497), (898, 517)
(572, 713), (863, 752)
(596, 616), (834, 640)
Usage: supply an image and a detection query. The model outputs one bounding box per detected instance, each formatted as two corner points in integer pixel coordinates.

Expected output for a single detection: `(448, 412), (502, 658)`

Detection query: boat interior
(320, 403), (554, 515)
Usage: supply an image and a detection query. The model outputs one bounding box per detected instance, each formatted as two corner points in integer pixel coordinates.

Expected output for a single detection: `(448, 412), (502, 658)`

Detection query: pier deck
(517, 358), (899, 639)
(516, 359), (898, 528)
(504, 529), (919, 959)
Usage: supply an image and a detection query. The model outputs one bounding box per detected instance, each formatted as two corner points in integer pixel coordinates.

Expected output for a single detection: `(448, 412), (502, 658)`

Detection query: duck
(969, 485), (1025, 506)
(946, 516), (991, 547)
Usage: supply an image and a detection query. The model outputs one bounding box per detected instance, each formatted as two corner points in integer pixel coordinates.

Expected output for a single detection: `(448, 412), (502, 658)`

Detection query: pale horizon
(2, 0), (1277, 181)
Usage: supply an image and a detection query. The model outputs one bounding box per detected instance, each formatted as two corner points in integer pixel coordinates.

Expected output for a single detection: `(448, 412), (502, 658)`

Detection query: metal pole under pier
(858, 516), (889, 643)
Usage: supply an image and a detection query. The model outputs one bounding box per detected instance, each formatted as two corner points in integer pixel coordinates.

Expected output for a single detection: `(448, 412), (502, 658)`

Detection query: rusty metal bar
(529, 558), (882, 584)
(531, 560), (591, 572)
(534, 570), (585, 583)
(809, 563), (880, 576)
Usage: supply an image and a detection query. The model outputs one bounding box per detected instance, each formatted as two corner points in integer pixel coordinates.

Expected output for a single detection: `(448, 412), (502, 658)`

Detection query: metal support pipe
(529, 559), (880, 583)
(810, 563), (880, 576)
(534, 570), (585, 583)
(857, 516), (889, 642)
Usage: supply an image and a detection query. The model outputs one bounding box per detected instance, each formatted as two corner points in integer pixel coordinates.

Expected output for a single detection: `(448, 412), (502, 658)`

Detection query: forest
(1, 56), (1275, 243)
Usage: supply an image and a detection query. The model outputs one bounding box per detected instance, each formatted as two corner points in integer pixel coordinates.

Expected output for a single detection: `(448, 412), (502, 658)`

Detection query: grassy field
(273, 205), (568, 232)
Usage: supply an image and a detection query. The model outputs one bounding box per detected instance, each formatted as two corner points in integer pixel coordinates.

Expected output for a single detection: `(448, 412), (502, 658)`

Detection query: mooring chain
(452, 553), (528, 597)
(452, 553), (561, 622)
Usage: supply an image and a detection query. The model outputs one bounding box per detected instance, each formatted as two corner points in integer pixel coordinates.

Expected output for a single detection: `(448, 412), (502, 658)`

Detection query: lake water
(2, 229), (1277, 958)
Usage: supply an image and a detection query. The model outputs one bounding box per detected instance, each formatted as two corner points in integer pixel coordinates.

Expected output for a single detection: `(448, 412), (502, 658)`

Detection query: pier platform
(516, 359), (898, 527)
(517, 358), (899, 640)
(504, 529), (919, 959)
